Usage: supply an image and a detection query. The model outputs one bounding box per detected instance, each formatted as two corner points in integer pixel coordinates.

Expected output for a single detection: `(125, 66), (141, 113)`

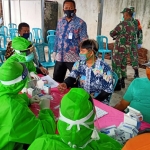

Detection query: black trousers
(53, 61), (74, 83)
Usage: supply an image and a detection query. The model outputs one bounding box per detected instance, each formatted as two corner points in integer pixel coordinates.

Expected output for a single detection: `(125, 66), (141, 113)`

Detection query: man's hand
(57, 83), (67, 93)
(114, 99), (130, 111)
(39, 66), (49, 75)
(52, 52), (57, 61)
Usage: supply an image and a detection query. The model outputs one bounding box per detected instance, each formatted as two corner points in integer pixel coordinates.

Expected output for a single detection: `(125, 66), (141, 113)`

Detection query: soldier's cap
(121, 8), (132, 14)
(142, 61), (150, 68)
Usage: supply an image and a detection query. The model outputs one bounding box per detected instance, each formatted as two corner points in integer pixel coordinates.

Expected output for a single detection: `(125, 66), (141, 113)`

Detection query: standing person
(110, 8), (135, 91)
(5, 22), (48, 75)
(129, 6), (143, 78)
(53, 0), (88, 83)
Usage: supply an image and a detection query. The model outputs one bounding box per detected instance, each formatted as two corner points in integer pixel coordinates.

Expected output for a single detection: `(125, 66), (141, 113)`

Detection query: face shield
(15, 46), (36, 63)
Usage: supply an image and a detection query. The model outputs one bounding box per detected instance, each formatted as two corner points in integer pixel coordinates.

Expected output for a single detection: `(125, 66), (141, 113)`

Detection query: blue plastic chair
(8, 23), (17, 29)
(47, 30), (56, 35)
(0, 26), (10, 39)
(0, 34), (7, 61)
(107, 72), (118, 103)
(9, 28), (18, 40)
(97, 35), (112, 61)
(32, 28), (44, 43)
(0, 51), (3, 66)
(29, 32), (33, 42)
(34, 43), (55, 69)
(47, 35), (55, 62)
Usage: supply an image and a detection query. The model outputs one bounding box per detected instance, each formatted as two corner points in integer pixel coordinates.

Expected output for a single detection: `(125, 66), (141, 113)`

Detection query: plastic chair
(0, 26), (10, 39)
(0, 51), (3, 66)
(0, 34), (7, 61)
(97, 35), (112, 61)
(29, 32), (33, 42)
(32, 28), (44, 43)
(34, 43), (55, 69)
(8, 23), (17, 29)
(47, 35), (55, 61)
(9, 28), (18, 40)
(47, 30), (56, 35)
(107, 72), (118, 102)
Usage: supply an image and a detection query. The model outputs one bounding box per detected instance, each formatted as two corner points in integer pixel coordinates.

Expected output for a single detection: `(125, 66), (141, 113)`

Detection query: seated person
(0, 60), (56, 149)
(8, 36), (40, 80)
(5, 22), (48, 75)
(28, 88), (122, 150)
(58, 39), (113, 104)
(114, 61), (150, 123)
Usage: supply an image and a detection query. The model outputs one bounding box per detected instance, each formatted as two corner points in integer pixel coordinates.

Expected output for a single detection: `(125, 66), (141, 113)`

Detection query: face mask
(64, 10), (75, 18)
(79, 51), (93, 61)
(22, 33), (30, 39)
(25, 52), (34, 62)
(121, 17), (124, 21)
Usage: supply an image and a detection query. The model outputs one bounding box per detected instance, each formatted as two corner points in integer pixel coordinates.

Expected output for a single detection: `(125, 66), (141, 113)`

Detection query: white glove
(30, 72), (41, 80)
(52, 52), (57, 61)
(21, 87), (27, 93)
(39, 95), (53, 109)
(30, 95), (41, 104)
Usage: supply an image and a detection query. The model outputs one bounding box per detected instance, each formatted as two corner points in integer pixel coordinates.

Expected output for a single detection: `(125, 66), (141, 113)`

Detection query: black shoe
(121, 77), (125, 88)
(114, 79), (121, 91)
(134, 69), (139, 78)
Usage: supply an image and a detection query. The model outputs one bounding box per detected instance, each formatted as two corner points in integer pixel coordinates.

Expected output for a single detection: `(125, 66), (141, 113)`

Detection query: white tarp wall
(2, 0), (42, 30)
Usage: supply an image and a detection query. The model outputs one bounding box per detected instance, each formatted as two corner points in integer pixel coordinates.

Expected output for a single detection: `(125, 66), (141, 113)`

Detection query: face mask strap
(59, 109), (94, 131)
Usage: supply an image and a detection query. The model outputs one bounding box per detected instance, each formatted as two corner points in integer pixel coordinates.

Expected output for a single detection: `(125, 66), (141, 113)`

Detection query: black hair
(18, 22), (29, 31)
(128, 12), (133, 17)
(80, 39), (98, 54)
(63, 0), (76, 9)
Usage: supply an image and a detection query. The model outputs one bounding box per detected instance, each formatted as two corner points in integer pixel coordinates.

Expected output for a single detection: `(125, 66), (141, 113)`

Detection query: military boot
(134, 69), (139, 78)
(121, 77), (125, 88)
(114, 79), (121, 91)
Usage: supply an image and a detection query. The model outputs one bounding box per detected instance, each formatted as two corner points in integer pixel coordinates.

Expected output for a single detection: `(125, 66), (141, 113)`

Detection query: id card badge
(68, 32), (73, 39)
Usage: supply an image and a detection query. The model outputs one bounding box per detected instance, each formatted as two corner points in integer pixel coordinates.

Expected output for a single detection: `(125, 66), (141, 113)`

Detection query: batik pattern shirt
(54, 15), (88, 62)
(68, 58), (113, 98)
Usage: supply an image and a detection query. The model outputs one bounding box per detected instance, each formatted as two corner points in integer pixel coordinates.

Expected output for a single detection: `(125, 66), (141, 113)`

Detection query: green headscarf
(0, 60), (28, 94)
(58, 88), (95, 148)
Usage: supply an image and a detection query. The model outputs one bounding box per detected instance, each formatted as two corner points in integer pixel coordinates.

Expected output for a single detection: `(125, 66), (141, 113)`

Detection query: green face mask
(79, 51), (93, 61)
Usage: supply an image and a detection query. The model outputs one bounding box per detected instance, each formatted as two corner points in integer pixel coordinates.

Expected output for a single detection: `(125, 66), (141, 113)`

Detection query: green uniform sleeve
(11, 101), (56, 145)
(25, 61), (36, 73)
(110, 22), (123, 38)
(123, 80), (135, 102)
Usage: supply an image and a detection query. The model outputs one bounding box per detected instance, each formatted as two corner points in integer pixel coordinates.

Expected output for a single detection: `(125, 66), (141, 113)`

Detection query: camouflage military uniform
(129, 18), (143, 69)
(110, 19), (135, 79)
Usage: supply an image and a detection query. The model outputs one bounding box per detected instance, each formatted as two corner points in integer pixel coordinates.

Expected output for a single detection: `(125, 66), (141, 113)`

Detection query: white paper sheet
(41, 75), (59, 88)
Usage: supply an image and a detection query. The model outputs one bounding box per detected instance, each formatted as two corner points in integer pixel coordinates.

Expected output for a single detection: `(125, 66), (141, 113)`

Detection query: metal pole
(18, 0), (21, 22)
(97, 0), (104, 35)
(41, 0), (45, 38)
(8, 0), (11, 24)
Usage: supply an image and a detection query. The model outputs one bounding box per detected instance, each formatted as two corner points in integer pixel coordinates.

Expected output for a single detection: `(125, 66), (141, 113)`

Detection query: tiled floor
(47, 53), (146, 106)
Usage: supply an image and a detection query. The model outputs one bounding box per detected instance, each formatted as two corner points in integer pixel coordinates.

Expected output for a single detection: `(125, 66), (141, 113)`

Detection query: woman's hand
(57, 83), (67, 93)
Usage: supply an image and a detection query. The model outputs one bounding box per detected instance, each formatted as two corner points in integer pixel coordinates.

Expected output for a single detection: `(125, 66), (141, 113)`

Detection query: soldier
(129, 6), (143, 78)
(110, 8), (135, 91)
